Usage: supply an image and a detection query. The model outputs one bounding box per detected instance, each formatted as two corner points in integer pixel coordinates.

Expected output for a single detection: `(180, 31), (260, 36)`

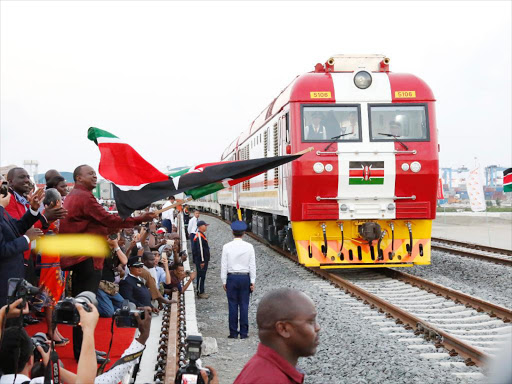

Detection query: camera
(53, 291), (97, 326)
(1, 181), (8, 197)
(114, 299), (144, 328)
(108, 233), (118, 240)
(31, 332), (50, 362)
(175, 335), (212, 384)
(7, 278), (40, 307)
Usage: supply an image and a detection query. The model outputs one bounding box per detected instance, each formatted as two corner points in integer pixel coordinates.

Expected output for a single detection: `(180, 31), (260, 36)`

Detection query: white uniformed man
(221, 221), (256, 339)
(161, 196), (176, 232)
(187, 210), (200, 241)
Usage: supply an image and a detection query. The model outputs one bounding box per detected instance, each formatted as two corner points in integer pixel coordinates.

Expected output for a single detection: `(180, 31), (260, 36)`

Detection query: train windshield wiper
(323, 133), (352, 151)
(379, 133), (409, 150)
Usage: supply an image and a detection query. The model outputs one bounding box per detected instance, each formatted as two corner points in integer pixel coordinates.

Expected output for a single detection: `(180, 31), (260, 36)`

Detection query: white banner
(467, 166), (486, 212)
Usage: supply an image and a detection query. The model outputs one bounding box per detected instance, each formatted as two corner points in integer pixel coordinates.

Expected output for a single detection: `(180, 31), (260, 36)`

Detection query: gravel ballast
(193, 216), (483, 384)
(396, 252), (512, 309)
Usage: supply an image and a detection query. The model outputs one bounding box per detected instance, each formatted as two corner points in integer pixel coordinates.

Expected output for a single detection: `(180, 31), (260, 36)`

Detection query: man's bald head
(256, 288), (320, 360)
(257, 288), (314, 329)
(45, 169), (61, 183)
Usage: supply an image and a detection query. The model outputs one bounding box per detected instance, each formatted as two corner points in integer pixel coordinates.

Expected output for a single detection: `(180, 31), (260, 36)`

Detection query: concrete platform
(433, 212), (512, 250)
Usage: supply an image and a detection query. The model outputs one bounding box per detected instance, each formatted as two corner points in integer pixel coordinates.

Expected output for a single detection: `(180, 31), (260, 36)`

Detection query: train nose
(358, 222), (382, 243)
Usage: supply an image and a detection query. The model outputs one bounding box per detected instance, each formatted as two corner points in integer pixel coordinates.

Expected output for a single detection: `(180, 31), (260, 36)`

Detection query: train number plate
(310, 91), (331, 99)
(395, 91), (416, 98)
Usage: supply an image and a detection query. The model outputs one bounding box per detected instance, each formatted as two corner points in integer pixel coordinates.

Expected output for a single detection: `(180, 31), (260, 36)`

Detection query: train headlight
(354, 71), (372, 89)
(401, 163), (410, 171)
(340, 204), (349, 212)
(313, 162), (324, 174)
(410, 161), (422, 173)
(325, 164), (333, 172)
(387, 203), (395, 211)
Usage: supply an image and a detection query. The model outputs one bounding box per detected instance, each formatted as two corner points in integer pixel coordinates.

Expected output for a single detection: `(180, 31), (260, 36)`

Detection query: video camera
(7, 278), (40, 307)
(114, 299), (145, 328)
(175, 335), (212, 384)
(53, 291), (97, 326)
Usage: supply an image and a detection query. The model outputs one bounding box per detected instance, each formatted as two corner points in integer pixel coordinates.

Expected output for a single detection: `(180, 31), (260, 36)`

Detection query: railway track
(432, 237), (512, 266)
(203, 213), (511, 371)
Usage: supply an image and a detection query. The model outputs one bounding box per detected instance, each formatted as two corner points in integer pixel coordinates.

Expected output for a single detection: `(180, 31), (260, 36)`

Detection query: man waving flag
(88, 127), (307, 218)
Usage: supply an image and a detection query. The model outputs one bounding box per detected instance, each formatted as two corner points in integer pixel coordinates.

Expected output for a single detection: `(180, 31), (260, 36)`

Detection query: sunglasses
(131, 265), (144, 268)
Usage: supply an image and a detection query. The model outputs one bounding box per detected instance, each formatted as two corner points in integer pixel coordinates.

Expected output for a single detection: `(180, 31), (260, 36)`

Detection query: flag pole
(154, 197), (193, 215)
(152, 147), (313, 216)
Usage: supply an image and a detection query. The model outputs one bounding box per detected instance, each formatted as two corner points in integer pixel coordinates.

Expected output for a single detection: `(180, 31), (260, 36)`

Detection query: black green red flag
(504, 168), (512, 193)
(88, 127), (303, 218)
(349, 161), (384, 185)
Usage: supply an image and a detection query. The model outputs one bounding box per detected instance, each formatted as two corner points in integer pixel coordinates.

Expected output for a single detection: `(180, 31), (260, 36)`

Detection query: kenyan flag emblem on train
(349, 161), (384, 185)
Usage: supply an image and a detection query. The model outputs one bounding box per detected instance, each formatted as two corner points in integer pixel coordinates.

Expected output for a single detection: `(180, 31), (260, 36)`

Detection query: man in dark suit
(119, 256), (152, 308)
(0, 188), (44, 306)
(191, 220), (211, 299)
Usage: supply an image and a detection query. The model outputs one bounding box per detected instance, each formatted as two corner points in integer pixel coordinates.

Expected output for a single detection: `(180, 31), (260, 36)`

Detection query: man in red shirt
(234, 288), (320, 384)
(59, 164), (156, 361)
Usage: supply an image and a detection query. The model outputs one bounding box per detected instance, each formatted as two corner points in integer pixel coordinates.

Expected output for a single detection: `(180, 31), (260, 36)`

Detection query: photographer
(96, 232), (127, 318)
(0, 300), (152, 384)
(164, 262), (196, 296)
(0, 300), (93, 383)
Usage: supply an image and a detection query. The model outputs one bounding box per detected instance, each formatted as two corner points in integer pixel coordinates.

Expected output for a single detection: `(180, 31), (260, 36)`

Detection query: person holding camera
(59, 165), (156, 362)
(0, 299), (92, 383)
(164, 262), (196, 295)
(96, 233), (127, 318)
(0, 187), (45, 307)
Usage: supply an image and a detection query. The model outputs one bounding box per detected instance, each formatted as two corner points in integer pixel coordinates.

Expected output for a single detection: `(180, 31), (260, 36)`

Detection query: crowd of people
(0, 164), (326, 384)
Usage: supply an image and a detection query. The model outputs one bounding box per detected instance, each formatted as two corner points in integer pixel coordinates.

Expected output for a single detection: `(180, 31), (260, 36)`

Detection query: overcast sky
(1, 0), (510, 177)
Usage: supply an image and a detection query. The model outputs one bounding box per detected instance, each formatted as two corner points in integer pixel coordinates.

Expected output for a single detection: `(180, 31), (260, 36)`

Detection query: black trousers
(71, 258), (102, 361)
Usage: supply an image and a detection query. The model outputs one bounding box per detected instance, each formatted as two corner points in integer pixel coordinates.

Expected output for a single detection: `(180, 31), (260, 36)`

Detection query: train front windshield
(369, 105), (429, 141)
(302, 106), (361, 142)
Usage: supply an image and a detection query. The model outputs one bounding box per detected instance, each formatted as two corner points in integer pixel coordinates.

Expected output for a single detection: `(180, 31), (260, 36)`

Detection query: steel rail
(312, 268), (489, 366)
(432, 237), (512, 257)
(202, 212), (499, 366)
(382, 269), (512, 322)
(432, 242), (512, 267)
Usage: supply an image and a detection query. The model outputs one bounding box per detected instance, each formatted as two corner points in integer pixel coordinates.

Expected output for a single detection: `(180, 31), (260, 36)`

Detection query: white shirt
(188, 216), (198, 234)
(221, 238), (256, 284)
(144, 266), (158, 285)
(161, 201), (175, 225)
(94, 339), (145, 383)
(0, 374), (45, 384)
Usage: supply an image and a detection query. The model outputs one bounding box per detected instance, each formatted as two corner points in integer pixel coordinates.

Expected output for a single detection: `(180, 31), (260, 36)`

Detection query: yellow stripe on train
(292, 219), (432, 268)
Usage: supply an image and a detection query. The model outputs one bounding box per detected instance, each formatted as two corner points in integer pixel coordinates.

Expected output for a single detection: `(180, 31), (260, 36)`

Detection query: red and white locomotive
(203, 54), (438, 268)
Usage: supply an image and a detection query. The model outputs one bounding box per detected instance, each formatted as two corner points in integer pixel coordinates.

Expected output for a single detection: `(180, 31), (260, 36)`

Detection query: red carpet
(25, 317), (136, 373)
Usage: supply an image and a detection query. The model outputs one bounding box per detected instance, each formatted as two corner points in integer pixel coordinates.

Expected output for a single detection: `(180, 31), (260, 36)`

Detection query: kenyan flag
(349, 161), (384, 185)
(88, 127), (302, 218)
(504, 168), (512, 193)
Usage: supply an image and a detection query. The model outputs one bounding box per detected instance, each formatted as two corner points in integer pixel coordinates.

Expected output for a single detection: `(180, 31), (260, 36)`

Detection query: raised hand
(27, 188), (45, 211)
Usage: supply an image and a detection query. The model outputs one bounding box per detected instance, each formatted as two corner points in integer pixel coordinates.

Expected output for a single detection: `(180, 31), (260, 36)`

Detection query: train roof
(222, 55), (435, 159)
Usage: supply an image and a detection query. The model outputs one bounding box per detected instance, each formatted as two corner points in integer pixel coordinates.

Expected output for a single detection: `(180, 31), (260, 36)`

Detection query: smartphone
(0, 182), (8, 197)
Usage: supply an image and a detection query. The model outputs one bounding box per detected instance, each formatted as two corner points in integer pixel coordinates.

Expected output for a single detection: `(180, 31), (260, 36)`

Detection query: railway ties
(431, 237), (512, 266)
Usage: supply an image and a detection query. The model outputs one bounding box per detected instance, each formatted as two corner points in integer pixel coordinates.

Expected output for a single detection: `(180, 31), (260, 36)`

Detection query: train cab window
(302, 106), (361, 142)
(369, 105), (429, 141)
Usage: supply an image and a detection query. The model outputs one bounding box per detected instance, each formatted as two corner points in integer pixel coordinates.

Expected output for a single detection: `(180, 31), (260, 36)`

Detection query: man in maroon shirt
(234, 288), (320, 384)
(59, 164), (156, 361)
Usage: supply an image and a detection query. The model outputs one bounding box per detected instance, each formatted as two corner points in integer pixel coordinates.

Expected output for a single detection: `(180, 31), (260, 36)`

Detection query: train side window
(301, 105), (361, 142)
(369, 104), (429, 142)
